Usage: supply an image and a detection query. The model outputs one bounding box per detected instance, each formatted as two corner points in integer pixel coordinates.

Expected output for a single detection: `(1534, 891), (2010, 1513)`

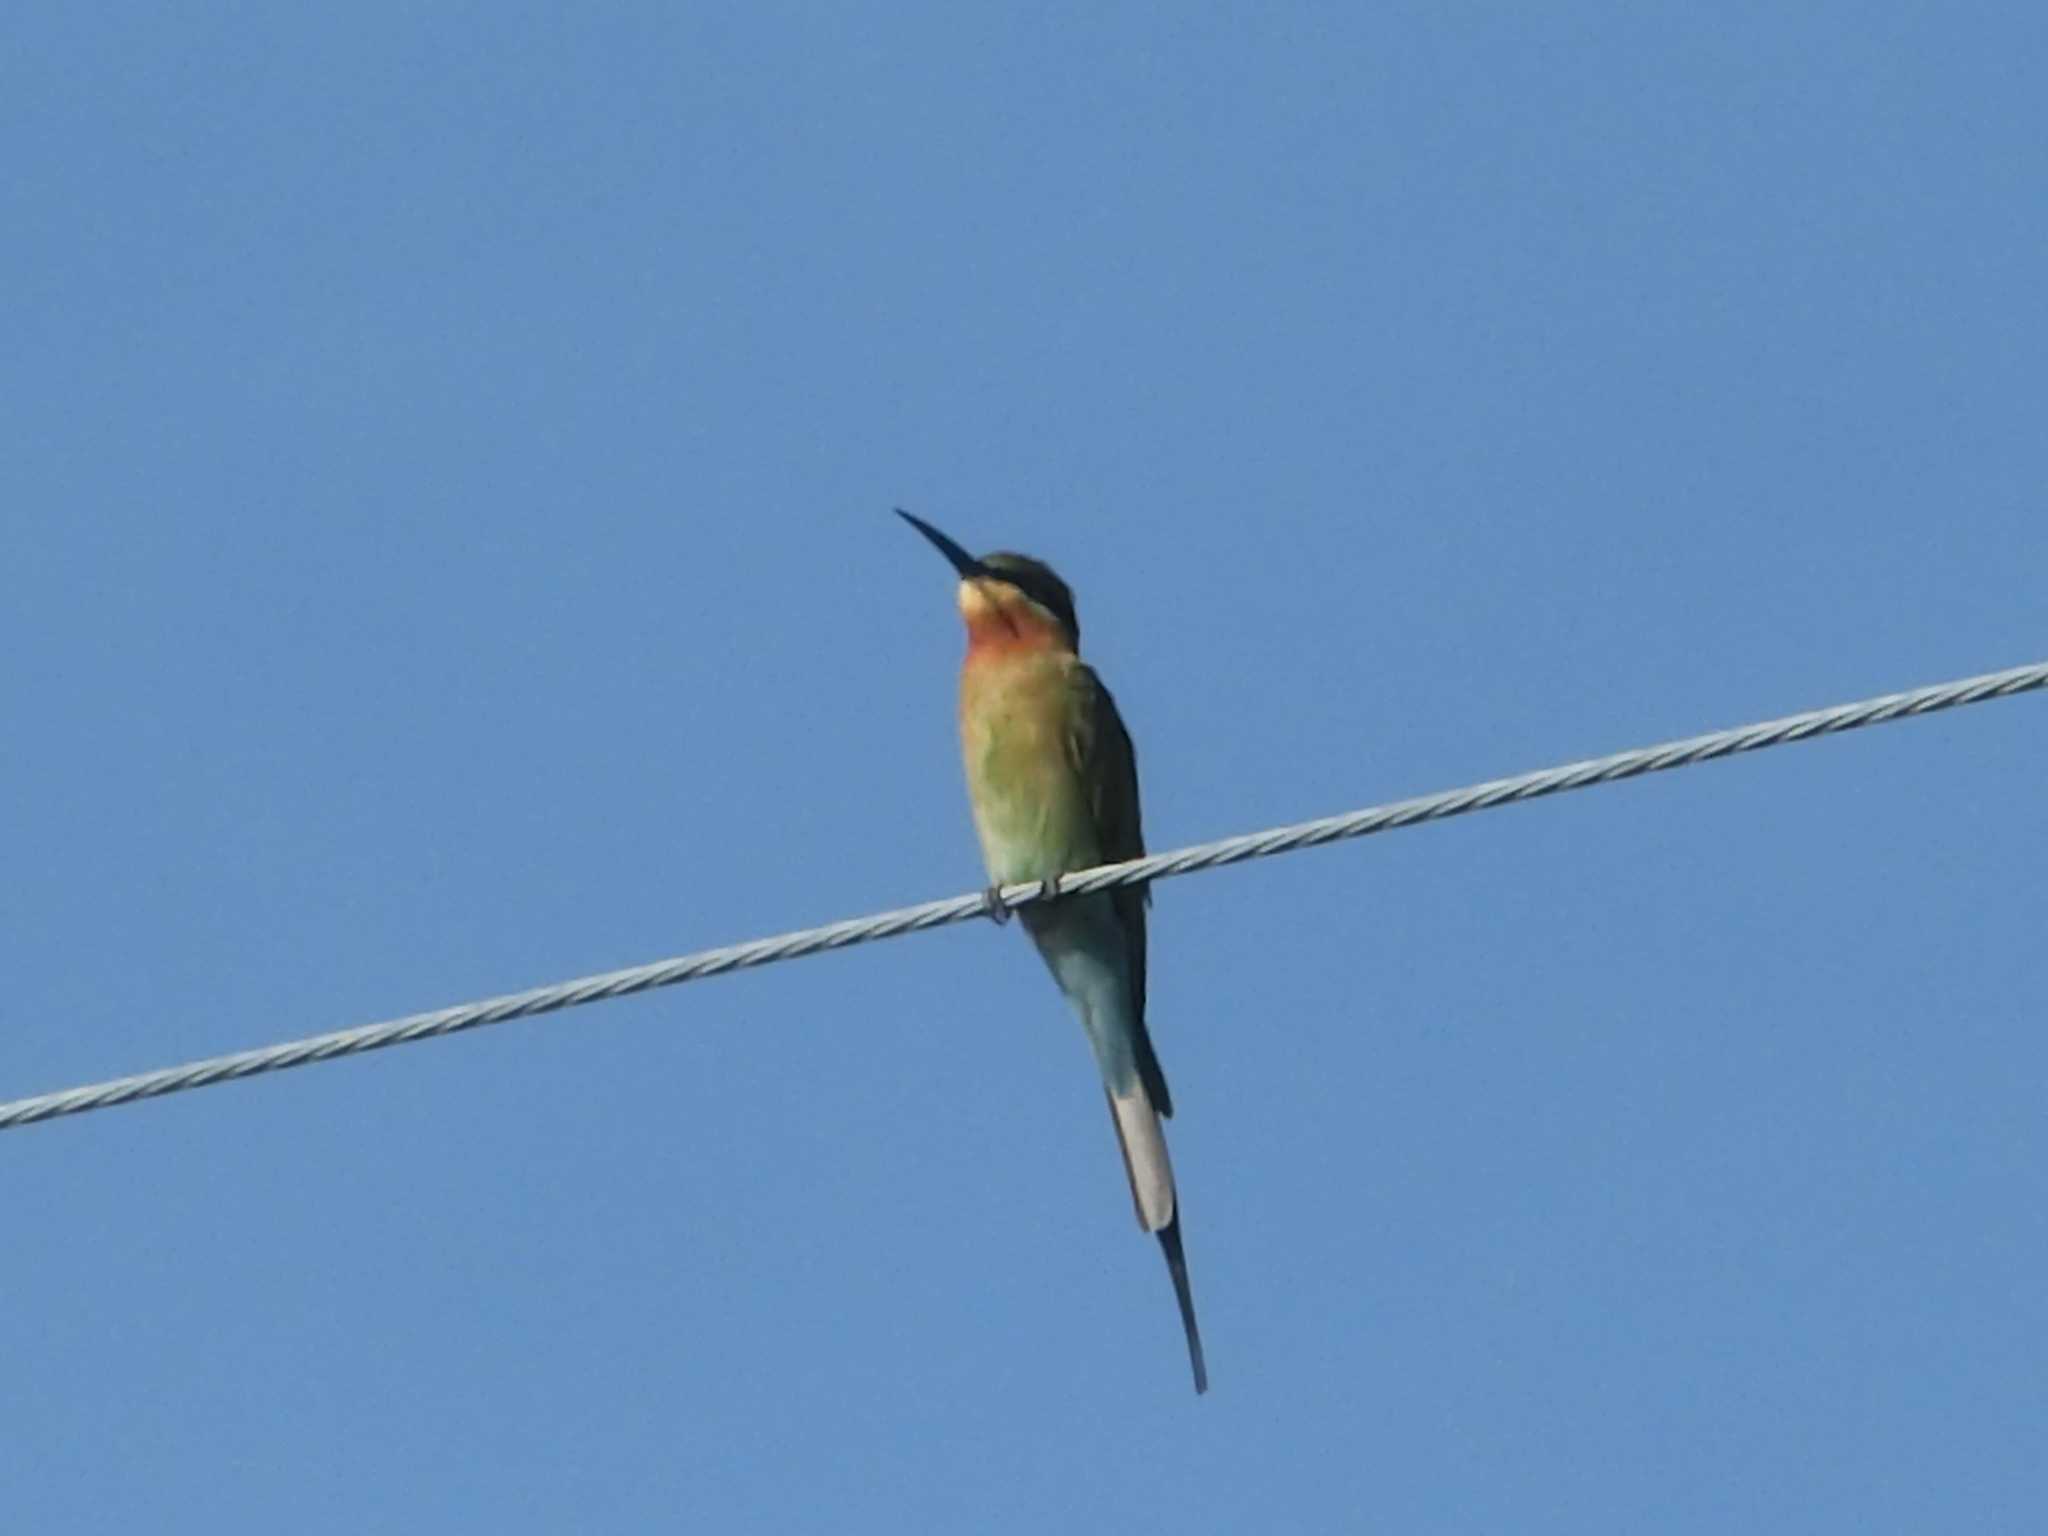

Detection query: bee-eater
(897, 509), (1207, 1395)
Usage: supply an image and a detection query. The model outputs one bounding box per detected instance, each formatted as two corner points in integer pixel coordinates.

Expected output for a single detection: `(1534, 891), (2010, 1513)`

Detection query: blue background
(6, 5), (2044, 1530)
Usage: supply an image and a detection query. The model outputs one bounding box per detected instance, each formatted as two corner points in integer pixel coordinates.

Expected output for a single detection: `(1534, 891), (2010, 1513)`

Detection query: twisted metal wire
(4, 659), (2042, 1133)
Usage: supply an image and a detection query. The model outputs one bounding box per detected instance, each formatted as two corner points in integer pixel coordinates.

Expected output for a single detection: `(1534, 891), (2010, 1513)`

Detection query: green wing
(1067, 663), (1172, 1116)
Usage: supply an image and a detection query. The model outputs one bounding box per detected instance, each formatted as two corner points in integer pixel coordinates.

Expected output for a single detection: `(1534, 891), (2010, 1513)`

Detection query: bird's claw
(984, 874), (1063, 924)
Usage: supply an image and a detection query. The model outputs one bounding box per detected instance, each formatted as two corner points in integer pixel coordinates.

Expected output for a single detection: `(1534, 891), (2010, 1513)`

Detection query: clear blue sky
(5, 5), (2044, 1530)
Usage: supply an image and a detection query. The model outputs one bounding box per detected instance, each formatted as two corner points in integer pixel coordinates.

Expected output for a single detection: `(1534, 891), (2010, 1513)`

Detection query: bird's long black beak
(894, 509), (987, 580)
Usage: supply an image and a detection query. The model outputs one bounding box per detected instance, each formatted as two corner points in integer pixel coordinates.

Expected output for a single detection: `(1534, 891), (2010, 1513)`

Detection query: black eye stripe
(980, 554), (1081, 641)
(1016, 577), (1070, 619)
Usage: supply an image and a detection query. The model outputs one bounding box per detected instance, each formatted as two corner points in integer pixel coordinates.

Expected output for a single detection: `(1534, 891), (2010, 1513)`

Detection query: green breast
(959, 652), (1101, 885)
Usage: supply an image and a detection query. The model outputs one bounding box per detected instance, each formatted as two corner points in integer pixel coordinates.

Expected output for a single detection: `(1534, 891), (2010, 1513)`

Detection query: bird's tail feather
(1106, 1087), (1208, 1395)
(1157, 1216), (1209, 1395)
(1107, 1084), (1175, 1231)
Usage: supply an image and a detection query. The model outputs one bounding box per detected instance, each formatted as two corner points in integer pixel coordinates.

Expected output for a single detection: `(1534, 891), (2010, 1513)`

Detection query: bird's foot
(1037, 872), (1063, 904)
(982, 884), (1013, 925)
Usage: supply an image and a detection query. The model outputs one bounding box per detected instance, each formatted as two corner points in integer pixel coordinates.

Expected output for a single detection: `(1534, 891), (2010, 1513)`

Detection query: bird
(896, 508), (1207, 1395)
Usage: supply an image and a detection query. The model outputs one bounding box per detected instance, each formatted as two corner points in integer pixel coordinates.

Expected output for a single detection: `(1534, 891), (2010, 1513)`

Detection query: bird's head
(896, 509), (1081, 651)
